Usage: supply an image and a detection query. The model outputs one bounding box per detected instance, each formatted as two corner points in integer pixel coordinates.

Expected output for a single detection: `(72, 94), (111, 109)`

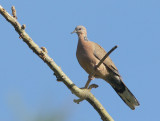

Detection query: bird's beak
(71, 29), (77, 34)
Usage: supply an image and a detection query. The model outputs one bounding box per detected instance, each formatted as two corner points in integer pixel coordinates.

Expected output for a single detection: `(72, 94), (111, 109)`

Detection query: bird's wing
(93, 42), (140, 109)
(93, 42), (121, 77)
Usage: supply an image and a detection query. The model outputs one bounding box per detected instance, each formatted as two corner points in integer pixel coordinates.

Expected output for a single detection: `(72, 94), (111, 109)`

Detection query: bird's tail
(109, 79), (140, 110)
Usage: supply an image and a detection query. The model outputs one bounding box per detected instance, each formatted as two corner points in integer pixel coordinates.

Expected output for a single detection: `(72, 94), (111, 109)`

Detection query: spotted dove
(71, 25), (140, 110)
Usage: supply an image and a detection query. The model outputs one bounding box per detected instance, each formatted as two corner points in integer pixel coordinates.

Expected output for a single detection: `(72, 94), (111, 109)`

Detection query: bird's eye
(79, 28), (82, 30)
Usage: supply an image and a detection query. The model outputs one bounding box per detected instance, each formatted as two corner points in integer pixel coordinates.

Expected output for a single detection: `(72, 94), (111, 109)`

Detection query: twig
(0, 5), (114, 121)
(96, 45), (118, 68)
(11, 6), (17, 19)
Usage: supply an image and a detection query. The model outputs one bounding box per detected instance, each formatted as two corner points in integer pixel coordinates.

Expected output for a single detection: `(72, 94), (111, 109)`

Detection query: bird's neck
(78, 34), (88, 42)
(77, 34), (89, 55)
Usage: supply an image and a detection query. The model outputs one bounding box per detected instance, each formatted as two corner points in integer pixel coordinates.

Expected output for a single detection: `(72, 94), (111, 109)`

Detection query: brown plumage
(71, 25), (140, 110)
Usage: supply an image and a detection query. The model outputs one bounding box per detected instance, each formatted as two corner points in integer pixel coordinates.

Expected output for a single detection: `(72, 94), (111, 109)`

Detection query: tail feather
(113, 82), (140, 110)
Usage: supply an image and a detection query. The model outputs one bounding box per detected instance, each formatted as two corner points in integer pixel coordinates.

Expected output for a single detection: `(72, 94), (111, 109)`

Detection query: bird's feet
(74, 71), (98, 104)
(80, 83), (99, 90)
(82, 74), (95, 89)
(74, 84), (99, 104)
(88, 84), (99, 90)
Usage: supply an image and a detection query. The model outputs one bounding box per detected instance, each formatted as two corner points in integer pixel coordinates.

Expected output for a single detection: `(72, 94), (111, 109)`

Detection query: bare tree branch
(0, 5), (114, 121)
(11, 6), (17, 19)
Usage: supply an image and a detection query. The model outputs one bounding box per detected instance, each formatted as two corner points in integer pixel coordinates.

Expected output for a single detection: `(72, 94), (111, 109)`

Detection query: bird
(71, 25), (140, 110)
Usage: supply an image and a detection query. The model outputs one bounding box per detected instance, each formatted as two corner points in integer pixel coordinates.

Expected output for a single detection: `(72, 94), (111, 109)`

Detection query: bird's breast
(76, 42), (96, 74)
(76, 40), (109, 78)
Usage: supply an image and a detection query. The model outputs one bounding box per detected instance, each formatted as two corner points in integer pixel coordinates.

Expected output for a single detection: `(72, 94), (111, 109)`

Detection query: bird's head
(71, 25), (87, 36)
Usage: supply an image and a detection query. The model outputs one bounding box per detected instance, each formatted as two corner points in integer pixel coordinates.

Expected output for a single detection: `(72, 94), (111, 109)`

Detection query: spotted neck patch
(84, 36), (89, 41)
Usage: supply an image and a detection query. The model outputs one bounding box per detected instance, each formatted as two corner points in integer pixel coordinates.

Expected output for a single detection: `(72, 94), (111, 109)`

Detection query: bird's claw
(80, 84), (99, 90)
(88, 84), (99, 89)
